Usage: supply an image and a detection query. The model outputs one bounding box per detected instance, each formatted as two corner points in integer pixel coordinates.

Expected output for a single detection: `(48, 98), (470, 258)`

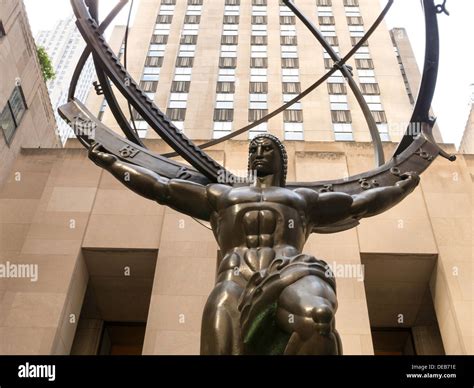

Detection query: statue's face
(249, 138), (280, 177)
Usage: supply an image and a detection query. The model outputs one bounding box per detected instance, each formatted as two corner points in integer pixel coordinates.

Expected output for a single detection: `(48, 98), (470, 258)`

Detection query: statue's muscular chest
(217, 186), (305, 210)
(212, 187), (308, 242)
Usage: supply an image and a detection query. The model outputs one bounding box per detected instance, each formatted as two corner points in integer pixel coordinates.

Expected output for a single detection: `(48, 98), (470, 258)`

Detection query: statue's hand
(89, 143), (117, 169)
(399, 171), (420, 192)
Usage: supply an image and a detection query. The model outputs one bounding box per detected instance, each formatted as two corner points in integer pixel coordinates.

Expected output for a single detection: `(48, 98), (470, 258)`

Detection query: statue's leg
(200, 280), (244, 355)
(276, 275), (342, 355)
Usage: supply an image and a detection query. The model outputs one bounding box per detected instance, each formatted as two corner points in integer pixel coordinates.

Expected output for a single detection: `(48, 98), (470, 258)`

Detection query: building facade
(459, 98), (473, 154)
(390, 27), (443, 143)
(0, 0), (61, 187)
(36, 15), (96, 145)
(0, 0), (472, 356)
(90, 0), (417, 143)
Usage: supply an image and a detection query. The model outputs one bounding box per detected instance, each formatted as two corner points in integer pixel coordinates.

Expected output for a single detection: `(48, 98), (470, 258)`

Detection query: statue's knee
(311, 304), (334, 326)
(277, 282), (336, 337)
(310, 304), (334, 335)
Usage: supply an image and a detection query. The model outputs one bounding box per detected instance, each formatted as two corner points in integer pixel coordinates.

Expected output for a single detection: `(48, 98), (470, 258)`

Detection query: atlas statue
(60, 0), (454, 355)
(89, 134), (419, 355)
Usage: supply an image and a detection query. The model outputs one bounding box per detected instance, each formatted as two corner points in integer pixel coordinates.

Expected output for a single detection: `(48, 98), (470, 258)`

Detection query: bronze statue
(88, 134), (420, 355)
(61, 0), (454, 356)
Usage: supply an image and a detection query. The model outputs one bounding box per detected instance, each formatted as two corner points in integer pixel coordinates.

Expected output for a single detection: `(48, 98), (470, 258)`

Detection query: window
(372, 110), (387, 123)
(360, 83), (380, 95)
(319, 16), (335, 25)
(220, 57), (237, 68)
(214, 109), (234, 122)
(282, 58), (299, 69)
(251, 57), (268, 68)
(252, 16), (267, 24)
(167, 108), (186, 121)
(1, 86), (27, 145)
(0, 21), (5, 38)
(251, 35), (267, 45)
(0, 105), (16, 144)
(140, 81), (158, 92)
(176, 57), (194, 67)
(222, 35), (238, 45)
(181, 35), (198, 45)
(280, 16), (296, 25)
(325, 36), (339, 46)
(171, 81), (190, 93)
(347, 16), (364, 25)
(249, 109), (268, 122)
(217, 82), (235, 93)
(185, 15), (201, 24)
(224, 15), (239, 24)
(356, 58), (373, 69)
(157, 15), (173, 24)
(332, 110), (352, 124)
(249, 82), (267, 94)
(284, 110), (303, 123)
(151, 35), (168, 44)
(282, 82), (301, 94)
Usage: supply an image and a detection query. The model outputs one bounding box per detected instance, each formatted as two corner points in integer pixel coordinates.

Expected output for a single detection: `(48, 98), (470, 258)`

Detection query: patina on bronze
(59, 0), (455, 355)
(88, 134), (419, 355)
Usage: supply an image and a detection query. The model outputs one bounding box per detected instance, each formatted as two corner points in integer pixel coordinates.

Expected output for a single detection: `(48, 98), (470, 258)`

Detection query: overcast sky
(24, 0), (474, 147)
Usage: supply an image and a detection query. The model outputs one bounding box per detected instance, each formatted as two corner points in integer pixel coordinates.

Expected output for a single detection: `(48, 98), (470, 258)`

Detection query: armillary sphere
(59, 0), (455, 234)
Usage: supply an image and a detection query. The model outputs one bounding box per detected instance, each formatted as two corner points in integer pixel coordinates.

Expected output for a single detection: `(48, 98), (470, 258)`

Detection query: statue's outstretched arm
(350, 172), (420, 219)
(308, 172), (420, 227)
(89, 144), (212, 221)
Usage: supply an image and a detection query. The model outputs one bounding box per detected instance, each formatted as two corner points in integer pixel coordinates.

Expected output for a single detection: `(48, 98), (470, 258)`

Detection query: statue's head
(248, 134), (288, 187)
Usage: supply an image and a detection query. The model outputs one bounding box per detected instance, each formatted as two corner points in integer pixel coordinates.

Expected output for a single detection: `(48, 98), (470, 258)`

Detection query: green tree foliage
(37, 46), (56, 82)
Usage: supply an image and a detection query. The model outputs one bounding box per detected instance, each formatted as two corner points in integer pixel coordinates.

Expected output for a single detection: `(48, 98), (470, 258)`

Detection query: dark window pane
(0, 105), (16, 144)
(9, 86), (27, 126)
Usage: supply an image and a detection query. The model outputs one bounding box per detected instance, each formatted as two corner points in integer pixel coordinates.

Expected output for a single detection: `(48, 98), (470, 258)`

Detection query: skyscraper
(459, 96), (473, 154)
(36, 15), (95, 145)
(390, 27), (443, 143)
(89, 0), (423, 145)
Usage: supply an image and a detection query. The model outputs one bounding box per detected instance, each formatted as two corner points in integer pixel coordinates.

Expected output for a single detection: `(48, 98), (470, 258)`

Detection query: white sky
(24, 0), (474, 147)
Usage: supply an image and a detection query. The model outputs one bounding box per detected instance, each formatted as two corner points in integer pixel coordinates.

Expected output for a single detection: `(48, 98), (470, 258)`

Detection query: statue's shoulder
(206, 183), (233, 197)
(291, 187), (319, 202)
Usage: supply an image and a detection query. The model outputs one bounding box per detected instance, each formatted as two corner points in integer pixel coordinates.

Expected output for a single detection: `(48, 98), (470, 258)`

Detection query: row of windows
(213, 0), (242, 138)
(249, 3), (269, 138)
(166, 2), (204, 130)
(279, 7), (303, 141)
(343, 4), (389, 142)
(317, 4), (390, 142)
